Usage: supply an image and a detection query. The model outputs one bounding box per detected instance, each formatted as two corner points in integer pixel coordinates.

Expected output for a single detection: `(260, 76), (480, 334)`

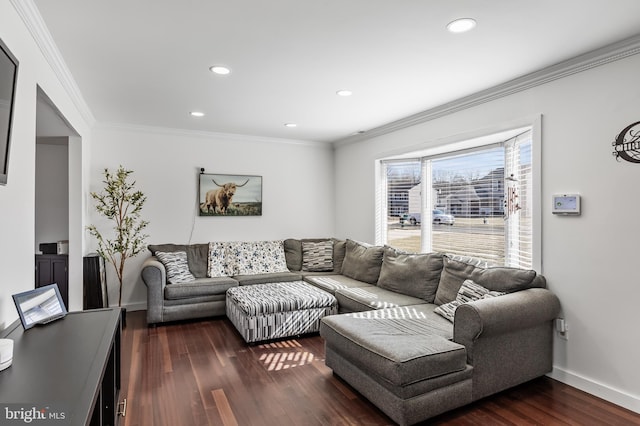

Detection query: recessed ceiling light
(446, 18), (477, 33)
(284, 123), (297, 128)
(209, 65), (231, 75)
(336, 90), (353, 97)
(190, 111), (205, 117)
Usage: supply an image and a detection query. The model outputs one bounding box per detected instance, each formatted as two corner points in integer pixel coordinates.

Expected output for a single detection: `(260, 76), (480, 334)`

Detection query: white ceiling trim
(334, 33), (640, 147)
(95, 122), (332, 149)
(11, 0), (96, 127)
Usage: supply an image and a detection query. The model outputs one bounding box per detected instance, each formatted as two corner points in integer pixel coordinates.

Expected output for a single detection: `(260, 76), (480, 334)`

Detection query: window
(378, 128), (535, 269)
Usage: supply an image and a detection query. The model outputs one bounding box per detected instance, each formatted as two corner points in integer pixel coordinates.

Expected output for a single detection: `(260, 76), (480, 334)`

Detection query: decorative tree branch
(87, 166), (149, 307)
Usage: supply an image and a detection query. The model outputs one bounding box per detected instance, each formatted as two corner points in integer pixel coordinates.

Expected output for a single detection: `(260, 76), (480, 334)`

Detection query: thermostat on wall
(552, 194), (581, 215)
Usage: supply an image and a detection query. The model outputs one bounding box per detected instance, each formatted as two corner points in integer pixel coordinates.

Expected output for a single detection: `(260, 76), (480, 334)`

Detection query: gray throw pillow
(377, 247), (443, 302)
(340, 239), (384, 284)
(155, 251), (196, 284)
(302, 240), (334, 271)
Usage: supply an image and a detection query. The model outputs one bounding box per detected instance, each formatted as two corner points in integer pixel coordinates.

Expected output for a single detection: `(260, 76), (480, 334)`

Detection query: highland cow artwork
(199, 173), (262, 216)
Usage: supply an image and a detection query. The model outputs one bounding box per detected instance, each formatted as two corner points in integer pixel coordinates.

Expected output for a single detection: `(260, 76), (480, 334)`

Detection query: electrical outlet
(555, 318), (568, 340)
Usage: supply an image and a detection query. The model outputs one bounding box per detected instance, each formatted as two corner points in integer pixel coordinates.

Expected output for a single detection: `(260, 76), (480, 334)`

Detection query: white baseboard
(548, 366), (640, 414)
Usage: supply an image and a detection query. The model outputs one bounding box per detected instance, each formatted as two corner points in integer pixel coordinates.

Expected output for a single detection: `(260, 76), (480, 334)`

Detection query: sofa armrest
(454, 287), (560, 343)
(140, 256), (167, 324)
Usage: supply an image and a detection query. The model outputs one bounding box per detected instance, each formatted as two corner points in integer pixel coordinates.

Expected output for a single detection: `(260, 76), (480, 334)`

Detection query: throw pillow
(376, 247), (443, 302)
(340, 239), (384, 284)
(148, 243), (209, 278)
(208, 242), (231, 277)
(227, 240), (289, 275)
(434, 279), (505, 322)
(155, 251), (196, 284)
(302, 240), (334, 271)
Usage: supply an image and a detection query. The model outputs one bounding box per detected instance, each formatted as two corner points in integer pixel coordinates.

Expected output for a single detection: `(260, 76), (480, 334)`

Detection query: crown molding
(95, 122), (332, 148)
(333, 33), (640, 147)
(11, 0), (96, 127)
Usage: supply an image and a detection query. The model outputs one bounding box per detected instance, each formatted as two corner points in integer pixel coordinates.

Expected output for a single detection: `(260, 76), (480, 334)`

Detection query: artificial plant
(87, 166), (149, 307)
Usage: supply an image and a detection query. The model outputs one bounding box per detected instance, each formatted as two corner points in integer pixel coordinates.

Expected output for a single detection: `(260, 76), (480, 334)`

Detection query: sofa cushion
(148, 243), (209, 278)
(208, 241), (232, 277)
(435, 255), (537, 305)
(283, 238), (303, 271)
(227, 240), (289, 275)
(335, 286), (426, 313)
(164, 276), (239, 300)
(341, 239), (384, 284)
(332, 239), (347, 274)
(304, 274), (374, 295)
(470, 265), (537, 293)
(377, 247), (443, 302)
(302, 240), (334, 272)
(155, 251), (195, 284)
(434, 279), (505, 322)
(320, 306), (465, 387)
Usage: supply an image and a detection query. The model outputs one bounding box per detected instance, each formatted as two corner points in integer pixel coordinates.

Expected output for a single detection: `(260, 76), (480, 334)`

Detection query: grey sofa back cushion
(283, 239), (303, 271)
(148, 243), (209, 278)
(435, 255), (538, 305)
(377, 247), (443, 302)
(341, 239), (384, 284)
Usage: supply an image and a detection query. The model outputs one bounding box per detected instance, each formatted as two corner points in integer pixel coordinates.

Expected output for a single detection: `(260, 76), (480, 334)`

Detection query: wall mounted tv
(0, 37), (19, 185)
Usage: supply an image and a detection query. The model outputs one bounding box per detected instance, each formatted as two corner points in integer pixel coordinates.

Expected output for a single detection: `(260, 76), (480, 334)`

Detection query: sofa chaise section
(320, 252), (561, 425)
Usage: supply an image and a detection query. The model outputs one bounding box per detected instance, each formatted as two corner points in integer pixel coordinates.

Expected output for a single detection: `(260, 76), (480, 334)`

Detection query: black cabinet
(35, 254), (69, 309)
(0, 308), (123, 426)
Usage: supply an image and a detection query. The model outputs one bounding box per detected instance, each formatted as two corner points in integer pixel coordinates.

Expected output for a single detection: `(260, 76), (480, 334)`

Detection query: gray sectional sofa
(140, 238), (560, 425)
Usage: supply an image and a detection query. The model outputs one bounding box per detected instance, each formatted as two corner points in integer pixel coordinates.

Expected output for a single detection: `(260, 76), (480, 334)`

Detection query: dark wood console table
(0, 308), (123, 425)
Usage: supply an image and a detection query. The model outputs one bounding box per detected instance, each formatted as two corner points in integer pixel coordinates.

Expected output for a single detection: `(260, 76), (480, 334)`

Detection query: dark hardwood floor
(121, 311), (640, 425)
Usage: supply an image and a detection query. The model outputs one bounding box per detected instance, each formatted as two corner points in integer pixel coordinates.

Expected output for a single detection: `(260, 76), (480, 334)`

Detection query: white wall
(334, 53), (640, 412)
(0, 2), (90, 328)
(34, 140), (69, 251)
(89, 125), (335, 309)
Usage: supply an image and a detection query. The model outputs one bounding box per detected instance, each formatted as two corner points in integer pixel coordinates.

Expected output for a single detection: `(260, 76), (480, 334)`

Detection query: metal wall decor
(612, 120), (640, 163)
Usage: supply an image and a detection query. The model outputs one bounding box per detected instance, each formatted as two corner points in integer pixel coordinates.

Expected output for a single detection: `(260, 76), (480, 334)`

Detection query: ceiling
(32, 0), (640, 143)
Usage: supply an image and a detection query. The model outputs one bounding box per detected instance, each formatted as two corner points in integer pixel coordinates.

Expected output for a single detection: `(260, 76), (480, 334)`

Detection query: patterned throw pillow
(208, 242), (231, 277)
(434, 279), (505, 322)
(226, 240), (289, 275)
(156, 251), (196, 284)
(302, 240), (334, 272)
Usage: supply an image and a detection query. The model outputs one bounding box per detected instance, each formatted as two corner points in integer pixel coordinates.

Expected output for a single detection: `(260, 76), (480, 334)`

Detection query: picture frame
(198, 173), (262, 216)
(12, 284), (67, 330)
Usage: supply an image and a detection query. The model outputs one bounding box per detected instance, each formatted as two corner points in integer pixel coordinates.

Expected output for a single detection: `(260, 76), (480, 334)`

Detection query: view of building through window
(381, 130), (532, 268)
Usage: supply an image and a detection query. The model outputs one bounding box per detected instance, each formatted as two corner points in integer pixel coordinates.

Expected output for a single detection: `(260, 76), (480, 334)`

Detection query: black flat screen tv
(0, 37), (19, 185)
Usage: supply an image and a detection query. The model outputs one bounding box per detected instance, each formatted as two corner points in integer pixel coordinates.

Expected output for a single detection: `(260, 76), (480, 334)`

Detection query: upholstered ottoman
(226, 281), (338, 343)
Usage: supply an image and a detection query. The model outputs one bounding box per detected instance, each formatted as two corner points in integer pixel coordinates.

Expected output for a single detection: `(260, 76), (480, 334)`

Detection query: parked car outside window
(399, 210), (455, 226)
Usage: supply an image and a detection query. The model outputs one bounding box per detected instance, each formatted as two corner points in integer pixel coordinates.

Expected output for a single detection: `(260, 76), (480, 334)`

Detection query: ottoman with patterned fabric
(226, 281), (338, 343)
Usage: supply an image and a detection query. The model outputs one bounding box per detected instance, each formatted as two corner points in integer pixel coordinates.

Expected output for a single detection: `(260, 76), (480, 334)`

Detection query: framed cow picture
(198, 173), (262, 216)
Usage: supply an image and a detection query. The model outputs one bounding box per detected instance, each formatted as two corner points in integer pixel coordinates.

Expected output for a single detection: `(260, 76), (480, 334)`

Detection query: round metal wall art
(612, 120), (640, 163)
